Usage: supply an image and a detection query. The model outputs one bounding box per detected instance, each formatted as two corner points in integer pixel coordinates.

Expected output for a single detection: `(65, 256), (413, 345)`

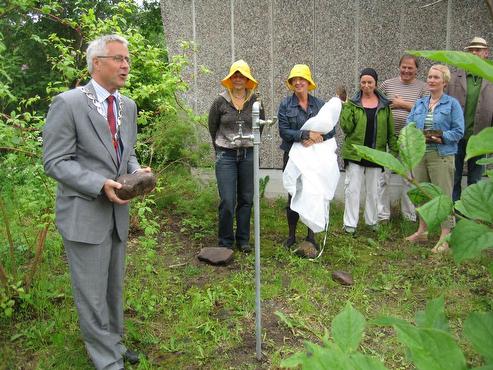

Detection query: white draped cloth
(283, 97), (342, 233)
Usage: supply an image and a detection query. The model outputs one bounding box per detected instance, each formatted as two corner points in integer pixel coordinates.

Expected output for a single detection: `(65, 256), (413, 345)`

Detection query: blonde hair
(227, 87), (255, 102)
(429, 64), (451, 83)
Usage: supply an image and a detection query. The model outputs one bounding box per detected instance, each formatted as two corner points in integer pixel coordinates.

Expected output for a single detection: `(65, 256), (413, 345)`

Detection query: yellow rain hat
(286, 64), (317, 91)
(221, 60), (258, 90)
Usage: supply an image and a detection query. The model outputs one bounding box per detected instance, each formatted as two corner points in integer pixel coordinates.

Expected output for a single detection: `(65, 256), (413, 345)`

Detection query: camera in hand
(423, 129), (443, 143)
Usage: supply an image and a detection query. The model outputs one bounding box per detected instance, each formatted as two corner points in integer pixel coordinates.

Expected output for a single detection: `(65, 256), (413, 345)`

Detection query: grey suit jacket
(43, 82), (141, 244)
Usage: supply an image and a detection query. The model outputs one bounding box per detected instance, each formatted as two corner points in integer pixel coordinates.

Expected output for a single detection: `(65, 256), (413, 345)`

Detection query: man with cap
(447, 37), (493, 201)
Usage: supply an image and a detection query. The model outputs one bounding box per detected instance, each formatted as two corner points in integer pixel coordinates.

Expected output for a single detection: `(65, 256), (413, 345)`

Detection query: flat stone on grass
(198, 247), (234, 266)
(294, 240), (319, 259)
(332, 270), (354, 286)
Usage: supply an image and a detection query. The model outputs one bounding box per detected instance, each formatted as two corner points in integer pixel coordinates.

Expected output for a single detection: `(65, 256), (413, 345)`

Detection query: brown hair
(399, 54), (419, 69)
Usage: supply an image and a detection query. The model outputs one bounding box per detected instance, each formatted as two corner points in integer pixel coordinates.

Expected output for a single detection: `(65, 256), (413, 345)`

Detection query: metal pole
(252, 101), (262, 360)
(231, 102), (275, 360)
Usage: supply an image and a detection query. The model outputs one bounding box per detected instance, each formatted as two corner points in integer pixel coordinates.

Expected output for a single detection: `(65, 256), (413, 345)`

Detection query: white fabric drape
(283, 97), (342, 232)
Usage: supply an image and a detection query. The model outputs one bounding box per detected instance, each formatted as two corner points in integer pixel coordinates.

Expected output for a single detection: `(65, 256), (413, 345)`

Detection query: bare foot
(431, 242), (449, 254)
(405, 231), (428, 243)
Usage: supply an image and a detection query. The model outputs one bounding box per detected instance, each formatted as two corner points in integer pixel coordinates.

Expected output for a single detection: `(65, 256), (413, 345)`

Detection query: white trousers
(377, 169), (416, 221)
(343, 162), (381, 228)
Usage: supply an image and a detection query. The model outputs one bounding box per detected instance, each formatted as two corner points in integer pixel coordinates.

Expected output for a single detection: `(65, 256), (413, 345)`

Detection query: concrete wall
(160, 0), (493, 168)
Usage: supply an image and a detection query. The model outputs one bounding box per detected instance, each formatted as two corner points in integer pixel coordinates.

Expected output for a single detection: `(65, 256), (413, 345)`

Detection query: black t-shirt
(347, 107), (382, 168)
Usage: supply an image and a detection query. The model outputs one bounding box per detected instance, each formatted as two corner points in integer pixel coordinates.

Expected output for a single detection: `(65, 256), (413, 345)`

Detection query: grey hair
(86, 34), (129, 73)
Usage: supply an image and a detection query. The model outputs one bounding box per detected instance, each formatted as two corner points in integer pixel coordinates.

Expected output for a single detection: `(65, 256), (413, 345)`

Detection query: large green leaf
(280, 352), (306, 368)
(466, 127), (493, 160)
(416, 195), (453, 231)
(394, 324), (467, 370)
(398, 124), (426, 173)
(407, 50), (493, 83)
(353, 145), (407, 176)
(454, 180), (493, 223)
(373, 316), (409, 327)
(407, 182), (443, 206)
(451, 219), (493, 263)
(464, 312), (493, 363)
(280, 341), (353, 370)
(476, 157), (493, 166)
(415, 296), (449, 332)
(331, 302), (366, 353)
(350, 353), (389, 370)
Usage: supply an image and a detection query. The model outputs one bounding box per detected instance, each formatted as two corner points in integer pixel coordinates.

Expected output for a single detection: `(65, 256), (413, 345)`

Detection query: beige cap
(464, 37), (488, 50)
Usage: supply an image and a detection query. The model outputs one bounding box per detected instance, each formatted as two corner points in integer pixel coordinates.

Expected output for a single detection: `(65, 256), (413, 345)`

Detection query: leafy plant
(283, 298), (493, 370)
(260, 175), (270, 199)
(354, 123), (493, 264)
(281, 303), (388, 369)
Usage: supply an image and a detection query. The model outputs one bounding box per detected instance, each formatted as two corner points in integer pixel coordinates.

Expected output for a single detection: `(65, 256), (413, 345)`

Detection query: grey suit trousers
(64, 225), (127, 370)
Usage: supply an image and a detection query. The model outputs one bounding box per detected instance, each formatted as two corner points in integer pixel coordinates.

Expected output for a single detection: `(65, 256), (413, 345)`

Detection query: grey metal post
(251, 101), (262, 360)
(231, 102), (276, 361)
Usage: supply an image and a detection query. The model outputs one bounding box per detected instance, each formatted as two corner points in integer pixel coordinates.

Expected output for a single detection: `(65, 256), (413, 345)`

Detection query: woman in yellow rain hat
(278, 64), (335, 250)
(208, 60), (264, 253)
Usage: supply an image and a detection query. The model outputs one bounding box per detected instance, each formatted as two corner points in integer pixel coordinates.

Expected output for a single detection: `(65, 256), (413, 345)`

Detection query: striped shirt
(424, 110), (437, 152)
(380, 77), (428, 133)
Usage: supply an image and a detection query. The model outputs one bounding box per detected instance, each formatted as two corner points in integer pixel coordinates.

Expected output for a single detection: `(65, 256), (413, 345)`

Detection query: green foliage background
(1, 2), (493, 369)
(0, 0), (210, 317)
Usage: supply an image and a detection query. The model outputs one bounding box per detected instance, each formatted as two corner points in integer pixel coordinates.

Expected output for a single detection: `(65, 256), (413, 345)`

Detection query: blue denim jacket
(277, 93), (335, 152)
(406, 94), (464, 156)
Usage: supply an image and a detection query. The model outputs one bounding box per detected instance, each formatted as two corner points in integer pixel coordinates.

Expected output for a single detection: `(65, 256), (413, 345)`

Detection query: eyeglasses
(97, 55), (131, 65)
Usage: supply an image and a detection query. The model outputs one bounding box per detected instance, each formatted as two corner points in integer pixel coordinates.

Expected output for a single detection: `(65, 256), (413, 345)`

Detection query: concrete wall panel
(161, 0), (493, 169)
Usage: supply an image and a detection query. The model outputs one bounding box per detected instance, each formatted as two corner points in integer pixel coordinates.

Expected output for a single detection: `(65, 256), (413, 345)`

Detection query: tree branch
(0, 262), (8, 290)
(0, 197), (16, 277)
(0, 147), (37, 157)
(485, 0), (493, 20)
(420, 0), (445, 8)
(24, 222), (50, 291)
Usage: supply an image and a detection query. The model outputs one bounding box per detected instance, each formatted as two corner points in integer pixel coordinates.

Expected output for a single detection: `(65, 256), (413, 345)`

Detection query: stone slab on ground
(197, 247), (234, 266)
(293, 241), (319, 259)
(332, 270), (354, 286)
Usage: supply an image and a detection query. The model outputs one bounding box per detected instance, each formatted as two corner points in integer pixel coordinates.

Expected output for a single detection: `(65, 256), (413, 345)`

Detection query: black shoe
(238, 244), (252, 253)
(283, 236), (296, 249)
(305, 237), (320, 251)
(123, 349), (140, 365)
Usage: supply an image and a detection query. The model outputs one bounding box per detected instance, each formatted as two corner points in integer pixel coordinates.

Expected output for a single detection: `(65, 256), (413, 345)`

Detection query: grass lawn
(1, 167), (492, 369)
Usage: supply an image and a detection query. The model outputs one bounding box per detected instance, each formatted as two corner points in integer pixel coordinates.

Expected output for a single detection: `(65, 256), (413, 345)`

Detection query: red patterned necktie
(106, 95), (119, 156)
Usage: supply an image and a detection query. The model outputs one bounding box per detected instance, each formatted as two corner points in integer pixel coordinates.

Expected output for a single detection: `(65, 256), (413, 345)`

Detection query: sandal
(405, 231), (428, 243)
(431, 241), (449, 254)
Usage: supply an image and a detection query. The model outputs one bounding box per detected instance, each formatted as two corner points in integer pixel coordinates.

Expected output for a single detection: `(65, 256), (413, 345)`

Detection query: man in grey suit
(43, 34), (150, 369)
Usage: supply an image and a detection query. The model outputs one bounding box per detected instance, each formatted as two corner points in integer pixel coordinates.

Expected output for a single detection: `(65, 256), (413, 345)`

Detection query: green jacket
(340, 89), (398, 162)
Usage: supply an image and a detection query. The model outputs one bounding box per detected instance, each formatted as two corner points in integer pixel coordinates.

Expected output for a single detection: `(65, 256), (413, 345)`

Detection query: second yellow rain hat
(286, 64), (317, 91)
(221, 60), (258, 90)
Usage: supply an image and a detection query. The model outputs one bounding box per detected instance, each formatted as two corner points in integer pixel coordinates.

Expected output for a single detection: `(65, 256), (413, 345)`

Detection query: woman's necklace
(231, 90), (246, 110)
(428, 95), (442, 112)
(231, 89), (246, 100)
